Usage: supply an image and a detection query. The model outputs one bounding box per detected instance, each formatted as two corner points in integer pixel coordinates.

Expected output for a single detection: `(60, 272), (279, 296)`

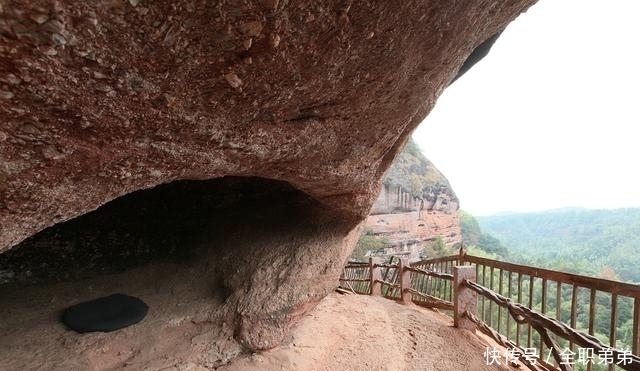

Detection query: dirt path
(220, 293), (511, 371)
(1, 268), (511, 371)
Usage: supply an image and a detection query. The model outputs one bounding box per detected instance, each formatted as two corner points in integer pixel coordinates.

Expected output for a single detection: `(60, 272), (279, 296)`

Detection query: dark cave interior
(0, 176), (325, 286)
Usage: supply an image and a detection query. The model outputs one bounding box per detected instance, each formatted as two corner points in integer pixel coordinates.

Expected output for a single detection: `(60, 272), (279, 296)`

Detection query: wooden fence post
(399, 258), (412, 305)
(453, 265), (477, 331)
(370, 257), (381, 296)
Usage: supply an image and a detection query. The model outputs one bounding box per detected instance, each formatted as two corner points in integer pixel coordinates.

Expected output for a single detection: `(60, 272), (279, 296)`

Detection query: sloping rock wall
(0, 0), (536, 355)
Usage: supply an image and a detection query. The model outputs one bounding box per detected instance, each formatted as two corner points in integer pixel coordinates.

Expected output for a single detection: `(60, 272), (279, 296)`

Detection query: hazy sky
(413, 0), (640, 216)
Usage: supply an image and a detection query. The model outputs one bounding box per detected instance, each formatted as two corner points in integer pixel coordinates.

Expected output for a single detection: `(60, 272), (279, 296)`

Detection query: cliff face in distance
(364, 139), (461, 261)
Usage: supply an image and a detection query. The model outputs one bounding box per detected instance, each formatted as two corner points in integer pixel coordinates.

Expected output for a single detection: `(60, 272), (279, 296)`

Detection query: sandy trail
(1, 269), (510, 371)
(220, 293), (511, 371)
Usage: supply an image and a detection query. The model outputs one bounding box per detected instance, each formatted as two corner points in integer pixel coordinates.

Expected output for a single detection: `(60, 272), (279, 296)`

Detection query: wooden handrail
(411, 255), (461, 265)
(463, 255), (640, 297)
(404, 266), (454, 280)
(341, 253), (640, 366)
(464, 279), (640, 371)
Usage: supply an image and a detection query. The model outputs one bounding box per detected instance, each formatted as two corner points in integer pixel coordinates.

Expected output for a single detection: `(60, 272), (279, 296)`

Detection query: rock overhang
(0, 0), (536, 252)
(0, 0), (538, 356)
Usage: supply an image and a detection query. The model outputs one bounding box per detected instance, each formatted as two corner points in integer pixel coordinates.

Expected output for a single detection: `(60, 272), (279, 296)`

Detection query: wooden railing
(339, 254), (640, 371)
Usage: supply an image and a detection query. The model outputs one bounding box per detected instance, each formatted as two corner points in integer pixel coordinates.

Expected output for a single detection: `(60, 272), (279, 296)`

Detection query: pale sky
(413, 0), (640, 216)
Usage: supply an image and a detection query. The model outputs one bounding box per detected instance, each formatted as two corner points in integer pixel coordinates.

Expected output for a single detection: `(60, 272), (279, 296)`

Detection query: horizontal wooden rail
(374, 279), (400, 288)
(404, 266), (454, 280)
(464, 255), (640, 298)
(412, 256), (463, 266)
(407, 288), (453, 308)
(345, 262), (370, 267)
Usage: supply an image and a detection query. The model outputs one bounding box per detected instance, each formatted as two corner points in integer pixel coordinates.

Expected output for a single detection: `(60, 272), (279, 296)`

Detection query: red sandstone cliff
(361, 139), (461, 261)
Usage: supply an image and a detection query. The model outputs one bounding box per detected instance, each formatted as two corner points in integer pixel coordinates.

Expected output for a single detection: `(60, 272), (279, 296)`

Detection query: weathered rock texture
(0, 0), (536, 355)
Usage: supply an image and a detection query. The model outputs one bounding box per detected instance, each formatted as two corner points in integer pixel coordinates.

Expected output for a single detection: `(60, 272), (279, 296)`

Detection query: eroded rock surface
(0, 0), (536, 357)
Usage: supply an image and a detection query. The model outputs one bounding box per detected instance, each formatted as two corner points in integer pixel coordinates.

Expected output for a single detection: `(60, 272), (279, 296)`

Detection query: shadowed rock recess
(0, 0), (536, 358)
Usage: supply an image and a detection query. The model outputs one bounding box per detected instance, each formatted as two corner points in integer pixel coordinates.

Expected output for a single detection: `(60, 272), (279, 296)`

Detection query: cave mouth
(0, 176), (327, 286)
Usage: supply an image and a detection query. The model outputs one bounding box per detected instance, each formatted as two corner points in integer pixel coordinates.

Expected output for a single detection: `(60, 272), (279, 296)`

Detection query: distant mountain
(477, 208), (640, 283)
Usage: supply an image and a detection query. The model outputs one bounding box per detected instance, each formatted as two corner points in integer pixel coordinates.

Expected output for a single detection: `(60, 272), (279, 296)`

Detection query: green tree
(460, 210), (508, 258)
(421, 235), (452, 258)
(460, 209), (481, 246)
(351, 229), (389, 261)
(408, 174), (424, 197)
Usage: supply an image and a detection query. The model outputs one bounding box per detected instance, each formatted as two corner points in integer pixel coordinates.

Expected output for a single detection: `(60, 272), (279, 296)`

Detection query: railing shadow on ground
(339, 254), (640, 371)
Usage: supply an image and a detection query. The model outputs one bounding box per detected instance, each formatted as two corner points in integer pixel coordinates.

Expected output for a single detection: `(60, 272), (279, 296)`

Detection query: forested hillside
(476, 208), (640, 283)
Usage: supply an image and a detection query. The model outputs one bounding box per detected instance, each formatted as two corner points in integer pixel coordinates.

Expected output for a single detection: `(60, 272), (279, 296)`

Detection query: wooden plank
(489, 266), (495, 329)
(540, 278), (547, 359)
(555, 281), (561, 348)
(609, 293), (618, 371)
(516, 272), (522, 347)
(528, 275), (534, 349)
(498, 269), (503, 334)
(338, 278), (370, 282)
(570, 283), (578, 352)
(633, 297), (640, 355)
(481, 264), (487, 323)
(556, 281), (561, 320)
(412, 299), (454, 311)
(589, 289), (596, 336)
(411, 255), (459, 267)
(407, 288), (453, 306)
(403, 266), (453, 280)
(588, 288), (596, 371)
(507, 271), (512, 341)
(369, 258), (375, 295)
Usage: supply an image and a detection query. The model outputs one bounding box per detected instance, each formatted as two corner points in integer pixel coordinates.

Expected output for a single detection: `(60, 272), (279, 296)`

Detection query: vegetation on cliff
(350, 229), (390, 261)
(459, 210), (508, 258)
(350, 138), (458, 261)
(382, 138), (457, 200)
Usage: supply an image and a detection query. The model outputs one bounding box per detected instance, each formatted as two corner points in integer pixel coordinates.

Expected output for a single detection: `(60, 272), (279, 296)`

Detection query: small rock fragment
(42, 145), (64, 160)
(5, 74), (21, 85)
(239, 21), (263, 37)
(243, 38), (252, 50)
(224, 73), (243, 89)
(29, 13), (49, 25)
(43, 47), (57, 56)
(261, 0), (279, 10)
(20, 123), (41, 135)
(269, 33), (281, 49)
(51, 33), (67, 45)
(0, 90), (14, 99)
(0, 131), (7, 142)
(42, 19), (64, 34)
(93, 71), (108, 79)
(128, 0), (140, 6)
